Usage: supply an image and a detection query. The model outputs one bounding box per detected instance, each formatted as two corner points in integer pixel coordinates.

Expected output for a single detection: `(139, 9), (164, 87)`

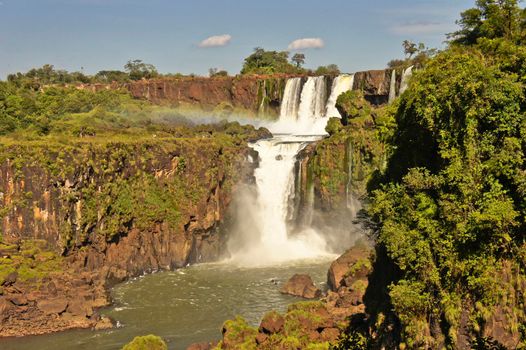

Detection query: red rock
(320, 327), (341, 342)
(255, 333), (268, 345)
(280, 274), (321, 299)
(328, 246), (370, 291)
(37, 298), (68, 315)
(259, 311), (284, 334)
(8, 295), (28, 306)
(0, 297), (13, 320)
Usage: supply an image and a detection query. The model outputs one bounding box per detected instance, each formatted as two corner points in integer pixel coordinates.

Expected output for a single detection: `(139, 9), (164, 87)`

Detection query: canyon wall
(83, 70), (396, 115)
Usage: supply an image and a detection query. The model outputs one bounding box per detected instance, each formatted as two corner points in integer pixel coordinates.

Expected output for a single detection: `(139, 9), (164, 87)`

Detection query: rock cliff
(0, 124), (269, 336)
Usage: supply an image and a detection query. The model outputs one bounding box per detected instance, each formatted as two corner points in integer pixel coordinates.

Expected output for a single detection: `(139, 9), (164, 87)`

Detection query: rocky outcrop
(280, 274), (321, 299)
(216, 302), (342, 349)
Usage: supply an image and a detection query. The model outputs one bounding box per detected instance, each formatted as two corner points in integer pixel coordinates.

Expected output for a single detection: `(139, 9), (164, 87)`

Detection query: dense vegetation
(240, 47), (340, 76)
(361, 0), (526, 348)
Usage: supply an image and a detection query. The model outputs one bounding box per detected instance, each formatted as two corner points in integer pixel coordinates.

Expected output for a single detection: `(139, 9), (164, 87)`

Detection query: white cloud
(287, 38), (324, 50)
(198, 34), (232, 48)
(391, 21), (455, 36)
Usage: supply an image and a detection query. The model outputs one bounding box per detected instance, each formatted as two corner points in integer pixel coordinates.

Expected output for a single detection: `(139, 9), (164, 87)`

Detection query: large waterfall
(229, 74), (358, 266)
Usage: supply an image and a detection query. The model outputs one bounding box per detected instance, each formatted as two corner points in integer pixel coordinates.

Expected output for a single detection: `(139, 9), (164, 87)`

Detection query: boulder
(67, 300), (93, 317)
(280, 274), (321, 299)
(37, 298), (68, 315)
(328, 246), (370, 291)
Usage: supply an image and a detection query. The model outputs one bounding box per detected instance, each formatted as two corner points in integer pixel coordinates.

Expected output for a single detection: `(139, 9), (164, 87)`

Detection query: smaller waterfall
(399, 66), (413, 95)
(325, 74), (355, 118)
(345, 138), (357, 216)
(279, 77), (303, 121)
(298, 76), (327, 121)
(388, 69), (397, 103)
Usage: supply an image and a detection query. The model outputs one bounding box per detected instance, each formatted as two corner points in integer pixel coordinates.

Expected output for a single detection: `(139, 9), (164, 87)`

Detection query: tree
(124, 60), (158, 80)
(402, 40), (418, 58)
(449, 0), (525, 44)
(291, 53), (306, 68)
(240, 48), (299, 75)
(208, 68), (228, 77)
(315, 64), (341, 75)
(94, 70), (129, 83)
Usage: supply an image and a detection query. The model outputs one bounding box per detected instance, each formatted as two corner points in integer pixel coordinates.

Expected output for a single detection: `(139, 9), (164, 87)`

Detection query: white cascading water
(229, 136), (330, 266)
(325, 74), (355, 118)
(279, 77), (302, 122)
(388, 69), (397, 103)
(399, 66), (413, 95)
(228, 75), (346, 266)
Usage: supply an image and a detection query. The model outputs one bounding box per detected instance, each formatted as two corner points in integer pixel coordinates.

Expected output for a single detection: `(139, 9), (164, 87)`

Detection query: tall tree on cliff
(291, 53), (306, 68)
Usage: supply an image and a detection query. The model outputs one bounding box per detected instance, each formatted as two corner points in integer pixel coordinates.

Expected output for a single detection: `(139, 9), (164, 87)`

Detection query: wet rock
(37, 298), (68, 315)
(259, 311), (284, 334)
(280, 274), (321, 299)
(94, 316), (113, 330)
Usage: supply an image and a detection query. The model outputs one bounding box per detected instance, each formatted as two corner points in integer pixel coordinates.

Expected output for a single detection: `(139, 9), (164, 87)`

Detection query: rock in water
(327, 246), (370, 291)
(280, 274), (321, 299)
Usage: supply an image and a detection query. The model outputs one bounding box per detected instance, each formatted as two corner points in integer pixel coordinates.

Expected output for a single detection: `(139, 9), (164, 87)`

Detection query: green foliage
(387, 41), (437, 70)
(449, 0), (525, 45)
(122, 335), (167, 350)
(241, 47), (304, 75)
(369, 40), (526, 347)
(325, 117), (343, 136)
(124, 59), (158, 80)
(291, 53), (306, 68)
(335, 90), (372, 125)
(7, 64), (91, 87)
(0, 240), (63, 285)
(314, 64), (341, 75)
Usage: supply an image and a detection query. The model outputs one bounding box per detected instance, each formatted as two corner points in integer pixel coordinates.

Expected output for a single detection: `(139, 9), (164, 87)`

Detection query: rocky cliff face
(0, 126), (268, 336)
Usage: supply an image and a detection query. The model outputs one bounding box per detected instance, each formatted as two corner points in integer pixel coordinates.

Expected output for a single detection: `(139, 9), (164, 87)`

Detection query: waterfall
(399, 66), (413, 95)
(388, 69), (397, 103)
(227, 74), (364, 266)
(228, 136), (329, 266)
(325, 74), (355, 118)
(279, 77), (303, 121)
(345, 138), (357, 216)
(298, 76), (327, 121)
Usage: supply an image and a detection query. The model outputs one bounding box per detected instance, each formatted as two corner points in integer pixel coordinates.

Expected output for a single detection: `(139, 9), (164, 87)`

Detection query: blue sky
(0, 0), (474, 78)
